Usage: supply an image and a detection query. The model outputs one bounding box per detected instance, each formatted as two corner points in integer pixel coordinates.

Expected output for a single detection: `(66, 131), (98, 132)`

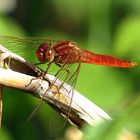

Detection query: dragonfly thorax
(36, 43), (55, 63)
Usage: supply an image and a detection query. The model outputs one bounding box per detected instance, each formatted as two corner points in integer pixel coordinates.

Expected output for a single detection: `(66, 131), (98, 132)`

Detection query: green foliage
(0, 0), (139, 140)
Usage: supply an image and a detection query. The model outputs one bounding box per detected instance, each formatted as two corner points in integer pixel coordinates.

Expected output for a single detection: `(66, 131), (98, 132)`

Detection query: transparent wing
(0, 36), (81, 123)
(0, 36), (58, 63)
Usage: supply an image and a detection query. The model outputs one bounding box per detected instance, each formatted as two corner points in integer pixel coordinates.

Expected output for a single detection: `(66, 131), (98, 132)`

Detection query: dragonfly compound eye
(36, 43), (49, 63)
(45, 49), (55, 62)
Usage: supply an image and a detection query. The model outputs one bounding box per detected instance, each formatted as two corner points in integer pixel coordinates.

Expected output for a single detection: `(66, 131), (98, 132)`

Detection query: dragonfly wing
(0, 37), (83, 124)
(0, 36), (58, 63)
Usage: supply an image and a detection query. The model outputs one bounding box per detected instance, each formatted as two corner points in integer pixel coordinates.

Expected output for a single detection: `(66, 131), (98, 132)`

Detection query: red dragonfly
(35, 40), (137, 99)
(36, 40), (136, 68)
(0, 36), (137, 125)
(0, 36), (137, 87)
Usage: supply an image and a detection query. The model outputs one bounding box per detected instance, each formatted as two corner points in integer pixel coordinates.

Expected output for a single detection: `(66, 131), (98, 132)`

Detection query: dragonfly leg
(67, 62), (81, 84)
(25, 75), (44, 87)
(39, 62), (71, 108)
(54, 63), (70, 89)
(43, 62), (52, 77)
(57, 68), (70, 91)
(34, 62), (43, 65)
(55, 63), (70, 76)
(64, 62), (81, 123)
(25, 62), (52, 87)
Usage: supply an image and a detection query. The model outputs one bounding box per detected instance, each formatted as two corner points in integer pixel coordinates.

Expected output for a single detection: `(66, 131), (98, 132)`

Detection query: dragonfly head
(36, 43), (55, 63)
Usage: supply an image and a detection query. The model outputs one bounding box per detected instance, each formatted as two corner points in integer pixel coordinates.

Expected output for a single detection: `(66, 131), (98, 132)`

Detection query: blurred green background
(0, 0), (140, 140)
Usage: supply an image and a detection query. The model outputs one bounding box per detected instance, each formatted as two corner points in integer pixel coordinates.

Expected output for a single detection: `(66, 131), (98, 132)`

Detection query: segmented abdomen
(80, 50), (136, 68)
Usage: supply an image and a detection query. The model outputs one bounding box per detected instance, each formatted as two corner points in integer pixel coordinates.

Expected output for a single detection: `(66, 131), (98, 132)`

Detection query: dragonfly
(35, 39), (137, 89)
(0, 36), (137, 125)
(36, 40), (136, 68)
(36, 40), (137, 99)
(0, 36), (137, 94)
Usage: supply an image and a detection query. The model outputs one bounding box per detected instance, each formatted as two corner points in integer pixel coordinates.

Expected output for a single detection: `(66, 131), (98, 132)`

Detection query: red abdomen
(80, 50), (136, 68)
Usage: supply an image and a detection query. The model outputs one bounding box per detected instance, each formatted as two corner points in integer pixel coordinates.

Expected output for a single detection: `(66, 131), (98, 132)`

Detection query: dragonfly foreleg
(54, 63), (69, 77)
(25, 62), (52, 87)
